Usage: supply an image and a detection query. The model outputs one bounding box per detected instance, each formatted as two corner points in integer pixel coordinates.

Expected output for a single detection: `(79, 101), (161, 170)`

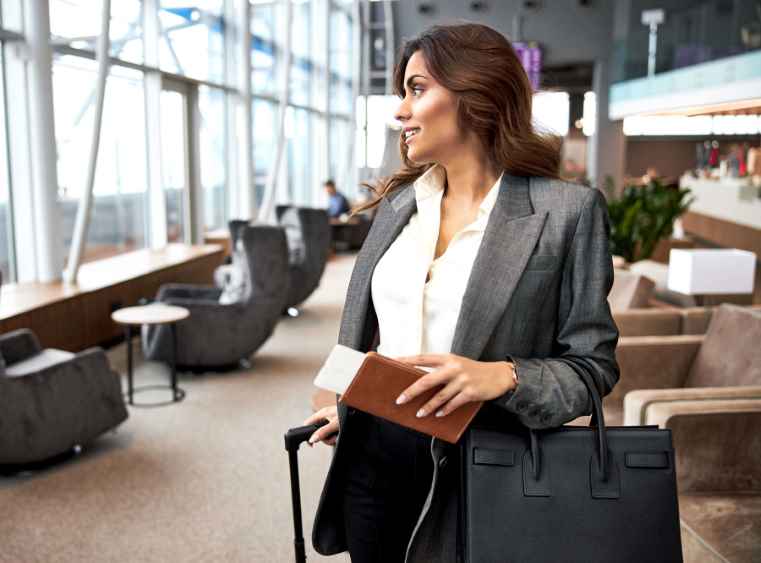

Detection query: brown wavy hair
(354, 23), (561, 213)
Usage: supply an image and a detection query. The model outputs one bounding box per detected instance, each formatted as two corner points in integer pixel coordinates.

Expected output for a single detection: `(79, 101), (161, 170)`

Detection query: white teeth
(405, 128), (420, 140)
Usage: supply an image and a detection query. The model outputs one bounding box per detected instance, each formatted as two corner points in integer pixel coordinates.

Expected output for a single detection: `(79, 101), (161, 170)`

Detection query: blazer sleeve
(491, 188), (620, 429)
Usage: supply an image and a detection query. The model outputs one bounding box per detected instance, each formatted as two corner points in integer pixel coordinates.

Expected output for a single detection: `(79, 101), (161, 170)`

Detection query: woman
(304, 23), (619, 563)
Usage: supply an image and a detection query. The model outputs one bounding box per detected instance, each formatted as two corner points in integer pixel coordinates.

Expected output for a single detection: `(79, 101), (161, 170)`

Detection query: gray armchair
(0, 329), (128, 465)
(279, 207), (331, 314)
(142, 225), (290, 369)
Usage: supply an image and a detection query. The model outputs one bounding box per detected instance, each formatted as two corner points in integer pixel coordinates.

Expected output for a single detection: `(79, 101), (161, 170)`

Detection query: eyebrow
(405, 74), (427, 87)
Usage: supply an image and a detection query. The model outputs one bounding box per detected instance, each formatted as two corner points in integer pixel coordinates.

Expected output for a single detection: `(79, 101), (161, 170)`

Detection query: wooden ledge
(0, 244), (225, 351)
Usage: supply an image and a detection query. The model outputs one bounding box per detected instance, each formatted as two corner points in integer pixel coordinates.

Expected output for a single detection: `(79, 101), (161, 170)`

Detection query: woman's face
(395, 51), (462, 165)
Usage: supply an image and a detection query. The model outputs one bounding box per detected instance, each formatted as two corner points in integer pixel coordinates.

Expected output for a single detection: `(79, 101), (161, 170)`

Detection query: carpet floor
(0, 255), (356, 563)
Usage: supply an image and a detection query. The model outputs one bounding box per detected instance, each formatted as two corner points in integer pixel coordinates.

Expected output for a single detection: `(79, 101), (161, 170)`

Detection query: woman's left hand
(394, 354), (516, 418)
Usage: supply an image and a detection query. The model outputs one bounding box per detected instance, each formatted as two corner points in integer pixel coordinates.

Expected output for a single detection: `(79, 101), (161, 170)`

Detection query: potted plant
(604, 177), (693, 264)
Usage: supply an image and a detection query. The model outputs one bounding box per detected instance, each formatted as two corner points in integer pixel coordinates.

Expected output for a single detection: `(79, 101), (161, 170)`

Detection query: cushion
(685, 305), (761, 388)
(5, 349), (76, 377)
(218, 264), (247, 305)
(218, 239), (250, 305)
(608, 269), (656, 310)
(280, 207), (306, 265)
(681, 307), (714, 335)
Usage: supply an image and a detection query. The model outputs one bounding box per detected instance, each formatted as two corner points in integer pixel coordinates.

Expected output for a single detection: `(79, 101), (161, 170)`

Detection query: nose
(395, 96), (410, 123)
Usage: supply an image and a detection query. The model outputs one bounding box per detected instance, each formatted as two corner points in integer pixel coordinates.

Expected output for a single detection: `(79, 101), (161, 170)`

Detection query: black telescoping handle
(285, 419), (328, 452)
(284, 419), (328, 563)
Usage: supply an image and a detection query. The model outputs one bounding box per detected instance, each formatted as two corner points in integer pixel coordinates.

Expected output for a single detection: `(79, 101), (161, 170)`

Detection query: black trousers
(340, 412), (434, 563)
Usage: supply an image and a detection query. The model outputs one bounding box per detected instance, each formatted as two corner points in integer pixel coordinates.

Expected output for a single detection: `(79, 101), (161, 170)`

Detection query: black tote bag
(460, 361), (683, 563)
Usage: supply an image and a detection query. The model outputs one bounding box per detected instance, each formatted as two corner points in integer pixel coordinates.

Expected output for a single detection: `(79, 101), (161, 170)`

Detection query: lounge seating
(614, 304), (761, 337)
(609, 269), (657, 311)
(330, 214), (373, 251)
(278, 207), (331, 314)
(142, 225), (290, 369)
(613, 305), (761, 561)
(628, 259), (699, 307)
(0, 329), (128, 465)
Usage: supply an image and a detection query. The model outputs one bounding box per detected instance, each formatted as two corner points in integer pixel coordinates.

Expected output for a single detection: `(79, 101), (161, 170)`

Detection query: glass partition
(613, 0), (761, 83)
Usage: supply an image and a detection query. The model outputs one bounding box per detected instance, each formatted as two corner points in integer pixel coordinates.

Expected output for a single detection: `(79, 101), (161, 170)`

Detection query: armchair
(142, 225), (290, 369)
(609, 268), (656, 311)
(279, 207), (331, 315)
(616, 305), (761, 562)
(0, 329), (128, 465)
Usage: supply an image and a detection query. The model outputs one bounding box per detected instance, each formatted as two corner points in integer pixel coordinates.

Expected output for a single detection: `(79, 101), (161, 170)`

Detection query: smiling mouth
(404, 128), (421, 142)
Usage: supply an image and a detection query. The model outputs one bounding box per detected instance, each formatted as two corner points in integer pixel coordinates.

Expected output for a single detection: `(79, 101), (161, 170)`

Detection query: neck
(439, 146), (500, 206)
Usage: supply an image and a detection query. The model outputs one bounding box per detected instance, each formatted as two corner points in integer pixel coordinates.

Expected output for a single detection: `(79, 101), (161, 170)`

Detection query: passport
(339, 351), (483, 444)
(313, 344), (367, 395)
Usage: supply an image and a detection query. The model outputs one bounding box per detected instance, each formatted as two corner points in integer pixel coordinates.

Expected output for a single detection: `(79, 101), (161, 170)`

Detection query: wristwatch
(510, 363), (519, 387)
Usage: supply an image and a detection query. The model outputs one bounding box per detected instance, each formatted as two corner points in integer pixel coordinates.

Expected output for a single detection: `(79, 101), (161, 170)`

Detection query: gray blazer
(312, 174), (619, 562)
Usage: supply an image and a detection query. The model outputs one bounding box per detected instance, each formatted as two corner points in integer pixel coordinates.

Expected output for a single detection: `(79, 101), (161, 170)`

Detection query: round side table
(111, 304), (190, 407)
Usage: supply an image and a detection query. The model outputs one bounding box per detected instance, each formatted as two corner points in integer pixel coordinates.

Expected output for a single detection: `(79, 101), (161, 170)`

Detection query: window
(290, 0), (311, 106)
(199, 86), (227, 230)
(329, 6), (353, 115)
(53, 57), (148, 262)
(0, 45), (13, 281)
(251, 1), (279, 98)
(532, 91), (570, 137)
(329, 117), (353, 195)
(286, 107), (311, 205)
(253, 99), (277, 208)
(159, 1), (225, 84)
(50, 0), (144, 65)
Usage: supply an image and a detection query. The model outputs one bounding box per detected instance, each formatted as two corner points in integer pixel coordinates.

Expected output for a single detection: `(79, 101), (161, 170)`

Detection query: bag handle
(528, 359), (610, 481)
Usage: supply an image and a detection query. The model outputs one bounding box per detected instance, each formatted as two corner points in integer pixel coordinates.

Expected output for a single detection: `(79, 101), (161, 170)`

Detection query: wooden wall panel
(682, 211), (761, 257)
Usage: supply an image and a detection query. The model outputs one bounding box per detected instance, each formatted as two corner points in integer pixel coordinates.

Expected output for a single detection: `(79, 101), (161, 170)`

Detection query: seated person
(324, 179), (350, 219)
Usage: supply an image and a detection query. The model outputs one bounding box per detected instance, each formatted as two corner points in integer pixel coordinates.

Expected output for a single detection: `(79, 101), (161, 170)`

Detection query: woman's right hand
(303, 405), (340, 446)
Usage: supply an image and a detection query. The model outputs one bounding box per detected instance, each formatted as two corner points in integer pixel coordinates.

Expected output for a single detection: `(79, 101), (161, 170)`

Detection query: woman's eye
(410, 87), (423, 97)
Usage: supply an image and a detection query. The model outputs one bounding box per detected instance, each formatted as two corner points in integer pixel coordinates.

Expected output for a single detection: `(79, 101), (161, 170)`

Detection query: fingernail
(435, 410), (444, 418)
(308, 436), (315, 444)
(396, 394), (407, 405)
(416, 409), (426, 418)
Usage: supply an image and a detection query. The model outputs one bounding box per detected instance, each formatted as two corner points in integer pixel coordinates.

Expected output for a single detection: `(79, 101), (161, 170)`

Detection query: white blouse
(372, 165), (503, 358)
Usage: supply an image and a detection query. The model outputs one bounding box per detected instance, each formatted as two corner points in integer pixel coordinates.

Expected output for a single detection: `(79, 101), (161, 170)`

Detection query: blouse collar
(413, 164), (504, 233)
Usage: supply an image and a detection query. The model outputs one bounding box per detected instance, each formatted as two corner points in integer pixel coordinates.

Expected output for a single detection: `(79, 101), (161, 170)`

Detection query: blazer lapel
(450, 175), (548, 359)
(340, 187), (417, 350)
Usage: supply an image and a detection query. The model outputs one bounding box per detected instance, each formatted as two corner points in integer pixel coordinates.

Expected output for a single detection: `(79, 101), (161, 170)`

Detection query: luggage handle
(285, 419), (328, 452)
(284, 420), (328, 563)
(527, 359), (609, 482)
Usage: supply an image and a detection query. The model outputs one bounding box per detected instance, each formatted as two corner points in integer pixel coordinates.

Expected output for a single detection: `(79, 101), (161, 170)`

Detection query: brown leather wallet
(340, 352), (482, 444)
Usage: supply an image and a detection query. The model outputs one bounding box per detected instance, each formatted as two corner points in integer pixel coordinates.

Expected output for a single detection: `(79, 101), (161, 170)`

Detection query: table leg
(125, 325), (134, 405)
(171, 322), (178, 401)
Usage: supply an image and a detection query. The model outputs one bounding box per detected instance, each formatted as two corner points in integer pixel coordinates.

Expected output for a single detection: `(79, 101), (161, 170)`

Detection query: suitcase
(284, 419), (329, 563)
